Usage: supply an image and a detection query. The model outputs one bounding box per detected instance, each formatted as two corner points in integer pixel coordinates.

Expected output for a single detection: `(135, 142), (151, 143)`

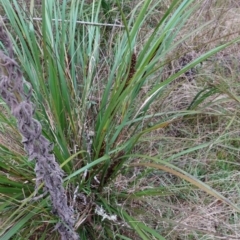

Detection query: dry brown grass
(0, 104), (24, 155)
(125, 1), (240, 239)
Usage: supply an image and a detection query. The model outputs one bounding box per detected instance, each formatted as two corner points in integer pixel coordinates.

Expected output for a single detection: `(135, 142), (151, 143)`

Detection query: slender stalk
(1, 16), (125, 28)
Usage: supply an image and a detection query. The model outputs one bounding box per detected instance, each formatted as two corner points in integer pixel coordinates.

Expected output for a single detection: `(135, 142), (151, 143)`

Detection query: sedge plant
(0, 0), (240, 239)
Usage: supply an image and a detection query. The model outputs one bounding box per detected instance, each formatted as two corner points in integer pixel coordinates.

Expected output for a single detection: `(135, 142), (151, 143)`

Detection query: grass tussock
(0, 0), (240, 239)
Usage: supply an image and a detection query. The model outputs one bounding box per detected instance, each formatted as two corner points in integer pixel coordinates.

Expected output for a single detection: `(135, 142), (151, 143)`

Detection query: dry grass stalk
(0, 24), (79, 240)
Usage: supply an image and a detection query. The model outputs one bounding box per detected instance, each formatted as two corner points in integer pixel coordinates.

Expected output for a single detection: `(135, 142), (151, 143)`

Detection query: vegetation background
(0, 0), (240, 239)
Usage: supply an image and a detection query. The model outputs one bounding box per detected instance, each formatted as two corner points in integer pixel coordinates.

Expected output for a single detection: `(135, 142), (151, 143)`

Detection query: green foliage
(0, 0), (240, 239)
